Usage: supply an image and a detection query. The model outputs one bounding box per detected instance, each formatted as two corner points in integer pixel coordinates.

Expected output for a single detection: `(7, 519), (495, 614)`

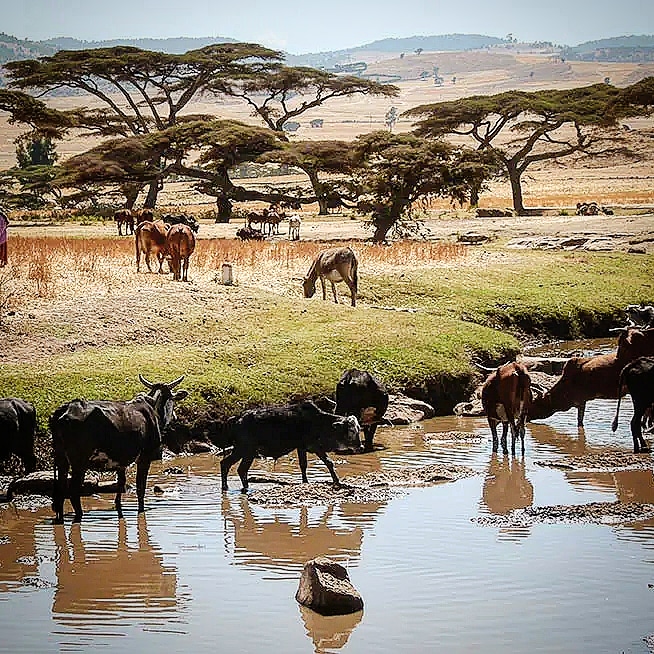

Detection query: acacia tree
(349, 131), (488, 242)
(404, 82), (653, 214)
(257, 140), (355, 214)
(219, 66), (398, 135)
(5, 43), (283, 207)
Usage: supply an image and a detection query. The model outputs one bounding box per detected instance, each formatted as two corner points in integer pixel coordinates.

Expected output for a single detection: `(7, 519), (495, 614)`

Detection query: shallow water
(2, 399), (654, 653)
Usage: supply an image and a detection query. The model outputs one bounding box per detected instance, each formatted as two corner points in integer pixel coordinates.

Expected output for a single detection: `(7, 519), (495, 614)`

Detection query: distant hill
(286, 34), (507, 67)
(562, 35), (654, 61)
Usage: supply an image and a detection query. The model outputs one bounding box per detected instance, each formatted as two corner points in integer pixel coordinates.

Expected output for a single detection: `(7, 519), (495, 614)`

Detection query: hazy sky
(5, 0), (653, 53)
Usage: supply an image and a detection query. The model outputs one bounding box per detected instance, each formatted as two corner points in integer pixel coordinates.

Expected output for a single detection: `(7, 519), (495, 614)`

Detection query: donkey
(303, 246), (358, 307)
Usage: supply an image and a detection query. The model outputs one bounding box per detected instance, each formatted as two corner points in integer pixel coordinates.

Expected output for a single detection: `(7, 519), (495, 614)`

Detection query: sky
(3, 0), (653, 54)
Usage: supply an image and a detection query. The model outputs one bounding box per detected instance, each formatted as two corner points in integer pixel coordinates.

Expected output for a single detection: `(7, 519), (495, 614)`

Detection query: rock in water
(295, 557), (363, 616)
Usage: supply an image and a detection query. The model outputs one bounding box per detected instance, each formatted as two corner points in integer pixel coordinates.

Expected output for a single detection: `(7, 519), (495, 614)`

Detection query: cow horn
(139, 374), (154, 389)
(166, 375), (185, 390)
(608, 327), (630, 333)
(472, 361), (497, 373)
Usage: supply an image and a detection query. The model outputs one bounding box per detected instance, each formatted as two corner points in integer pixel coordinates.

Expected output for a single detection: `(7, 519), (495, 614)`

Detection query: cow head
(331, 415), (362, 453)
(302, 277), (316, 298)
(139, 374), (189, 429)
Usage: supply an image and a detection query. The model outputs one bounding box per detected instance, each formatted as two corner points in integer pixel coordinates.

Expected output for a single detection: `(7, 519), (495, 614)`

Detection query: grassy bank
(0, 242), (652, 442)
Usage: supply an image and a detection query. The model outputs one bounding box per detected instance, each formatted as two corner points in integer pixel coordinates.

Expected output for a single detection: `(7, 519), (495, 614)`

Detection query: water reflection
(221, 495), (386, 573)
(298, 604), (363, 653)
(481, 454), (534, 515)
(52, 515), (179, 624)
(0, 508), (39, 590)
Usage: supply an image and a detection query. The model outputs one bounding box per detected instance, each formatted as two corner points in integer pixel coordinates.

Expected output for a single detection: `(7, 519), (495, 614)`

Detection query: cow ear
(173, 390), (188, 401)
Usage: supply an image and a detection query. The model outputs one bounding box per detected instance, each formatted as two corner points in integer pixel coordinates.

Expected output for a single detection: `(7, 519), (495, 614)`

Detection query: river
(1, 342), (653, 653)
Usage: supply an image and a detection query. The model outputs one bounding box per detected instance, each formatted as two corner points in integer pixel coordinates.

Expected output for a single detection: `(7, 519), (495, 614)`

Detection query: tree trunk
(215, 194), (232, 223)
(305, 168), (330, 215)
(507, 163), (526, 215)
(143, 178), (160, 209)
(469, 183), (480, 207)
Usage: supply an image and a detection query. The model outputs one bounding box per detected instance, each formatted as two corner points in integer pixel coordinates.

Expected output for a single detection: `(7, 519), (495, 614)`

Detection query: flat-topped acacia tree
(5, 43), (283, 207)
(404, 80), (654, 215)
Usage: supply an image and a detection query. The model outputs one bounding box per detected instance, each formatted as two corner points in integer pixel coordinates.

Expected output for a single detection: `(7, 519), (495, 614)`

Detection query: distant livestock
(49, 375), (188, 523)
(480, 361), (531, 455)
(288, 215), (302, 241)
(135, 220), (169, 273)
(162, 214), (200, 233)
(114, 209), (134, 236)
(303, 247), (358, 307)
(165, 223), (196, 282)
(219, 401), (361, 492)
(236, 226), (265, 241)
(0, 398), (37, 474)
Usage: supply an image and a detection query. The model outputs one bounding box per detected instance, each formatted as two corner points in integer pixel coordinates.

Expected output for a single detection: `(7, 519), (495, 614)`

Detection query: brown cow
(165, 223), (196, 281)
(114, 209), (134, 236)
(135, 220), (169, 273)
(134, 208), (154, 226)
(480, 361), (531, 455)
(530, 328), (654, 426)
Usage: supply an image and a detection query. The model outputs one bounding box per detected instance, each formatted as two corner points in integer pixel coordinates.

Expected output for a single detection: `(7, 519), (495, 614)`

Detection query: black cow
(219, 401), (362, 492)
(162, 214), (200, 233)
(612, 356), (654, 453)
(0, 398), (37, 474)
(625, 304), (654, 329)
(335, 368), (389, 452)
(50, 375), (188, 523)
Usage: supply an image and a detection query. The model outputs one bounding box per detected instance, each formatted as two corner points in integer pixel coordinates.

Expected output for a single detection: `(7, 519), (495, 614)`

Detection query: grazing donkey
(303, 246), (358, 307)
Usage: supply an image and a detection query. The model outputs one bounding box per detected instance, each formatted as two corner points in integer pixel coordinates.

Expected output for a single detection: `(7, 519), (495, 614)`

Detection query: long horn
(472, 362), (497, 373)
(608, 327), (630, 333)
(139, 374), (154, 389)
(166, 375), (185, 390)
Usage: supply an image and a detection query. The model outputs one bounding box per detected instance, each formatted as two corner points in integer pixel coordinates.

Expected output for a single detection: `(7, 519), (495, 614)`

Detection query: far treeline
(0, 42), (653, 241)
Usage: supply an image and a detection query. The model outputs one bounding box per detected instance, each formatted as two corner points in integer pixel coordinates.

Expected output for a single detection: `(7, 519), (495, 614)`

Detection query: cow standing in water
(165, 223), (196, 281)
(0, 398), (37, 474)
(303, 247), (358, 307)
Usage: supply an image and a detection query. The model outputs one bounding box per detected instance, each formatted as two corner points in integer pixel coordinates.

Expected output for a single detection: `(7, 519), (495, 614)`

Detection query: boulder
(296, 557), (363, 616)
(457, 232), (491, 244)
(5, 471), (122, 501)
(384, 394), (435, 425)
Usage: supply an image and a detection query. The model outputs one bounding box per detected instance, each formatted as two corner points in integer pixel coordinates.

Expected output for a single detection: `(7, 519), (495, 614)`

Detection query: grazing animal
(246, 211), (267, 231)
(165, 223), (196, 282)
(265, 210), (284, 236)
(49, 375), (188, 523)
(529, 353), (622, 427)
(625, 305), (654, 329)
(133, 208), (154, 225)
(303, 246), (358, 307)
(335, 368), (389, 452)
(219, 401), (362, 492)
(288, 214), (302, 241)
(0, 398), (37, 474)
(114, 209), (134, 236)
(236, 226), (265, 241)
(162, 214), (200, 233)
(135, 220), (169, 273)
(611, 356), (654, 453)
(480, 362), (531, 455)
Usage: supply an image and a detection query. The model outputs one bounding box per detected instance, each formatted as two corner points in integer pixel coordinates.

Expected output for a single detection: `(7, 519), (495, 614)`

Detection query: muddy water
(2, 403), (654, 652)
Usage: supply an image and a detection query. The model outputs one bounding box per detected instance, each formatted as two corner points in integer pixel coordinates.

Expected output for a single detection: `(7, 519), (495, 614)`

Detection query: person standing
(0, 208), (8, 267)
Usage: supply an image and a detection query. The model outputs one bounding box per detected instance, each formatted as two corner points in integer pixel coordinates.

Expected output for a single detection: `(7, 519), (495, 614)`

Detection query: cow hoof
(72, 517), (82, 524)
(53, 517), (64, 525)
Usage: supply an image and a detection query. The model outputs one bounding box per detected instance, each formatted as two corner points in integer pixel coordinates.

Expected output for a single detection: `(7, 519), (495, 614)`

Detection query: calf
(135, 220), (169, 273)
(50, 375), (188, 523)
(0, 398), (37, 474)
(481, 362), (531, 455)
(219, 401), (361, 492)
(335, 368), (389, 452)
(611, 356), (654, 453)
(165, 223), (196, 281)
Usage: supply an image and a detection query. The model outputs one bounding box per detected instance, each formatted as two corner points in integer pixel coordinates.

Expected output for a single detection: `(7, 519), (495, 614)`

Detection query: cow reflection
(53, 515), (178, 620)
(221, 496), (384, 568)
(481, 454), (534, 515)
(299, 604), (363, 653)
(0, 509), (39, 590)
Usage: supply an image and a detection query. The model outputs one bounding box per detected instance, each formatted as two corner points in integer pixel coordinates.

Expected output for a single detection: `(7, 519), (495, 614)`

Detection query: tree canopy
(404, 81), (653, 214)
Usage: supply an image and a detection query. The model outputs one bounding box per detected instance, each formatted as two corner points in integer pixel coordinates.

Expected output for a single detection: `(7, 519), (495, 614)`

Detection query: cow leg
(489, 420), (500, 453)
(135, 460), (151, 512)
(115, 468), (126, 519)
(237, 457), (254, 493)
(298, 449), (309, 483)
(331, 281), (339, 304)
(577, 403), (586, 428)
(631, 411), (650, 453)
(346, 280), (356, 307)
(52, 454), (69, 525)
(316, 451), (341, 487)
(70, 469), (84, 523)
(500, 423), (509, 455)
(145, 252), (153, 273)
(220, 451), (241, 491)
(320, 278), (327, 301)
(363, 424), (377, 452)
(509, 419), (519, 455)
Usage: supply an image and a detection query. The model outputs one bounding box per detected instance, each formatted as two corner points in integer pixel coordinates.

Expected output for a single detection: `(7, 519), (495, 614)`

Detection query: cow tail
(612, 365), (628, 432)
